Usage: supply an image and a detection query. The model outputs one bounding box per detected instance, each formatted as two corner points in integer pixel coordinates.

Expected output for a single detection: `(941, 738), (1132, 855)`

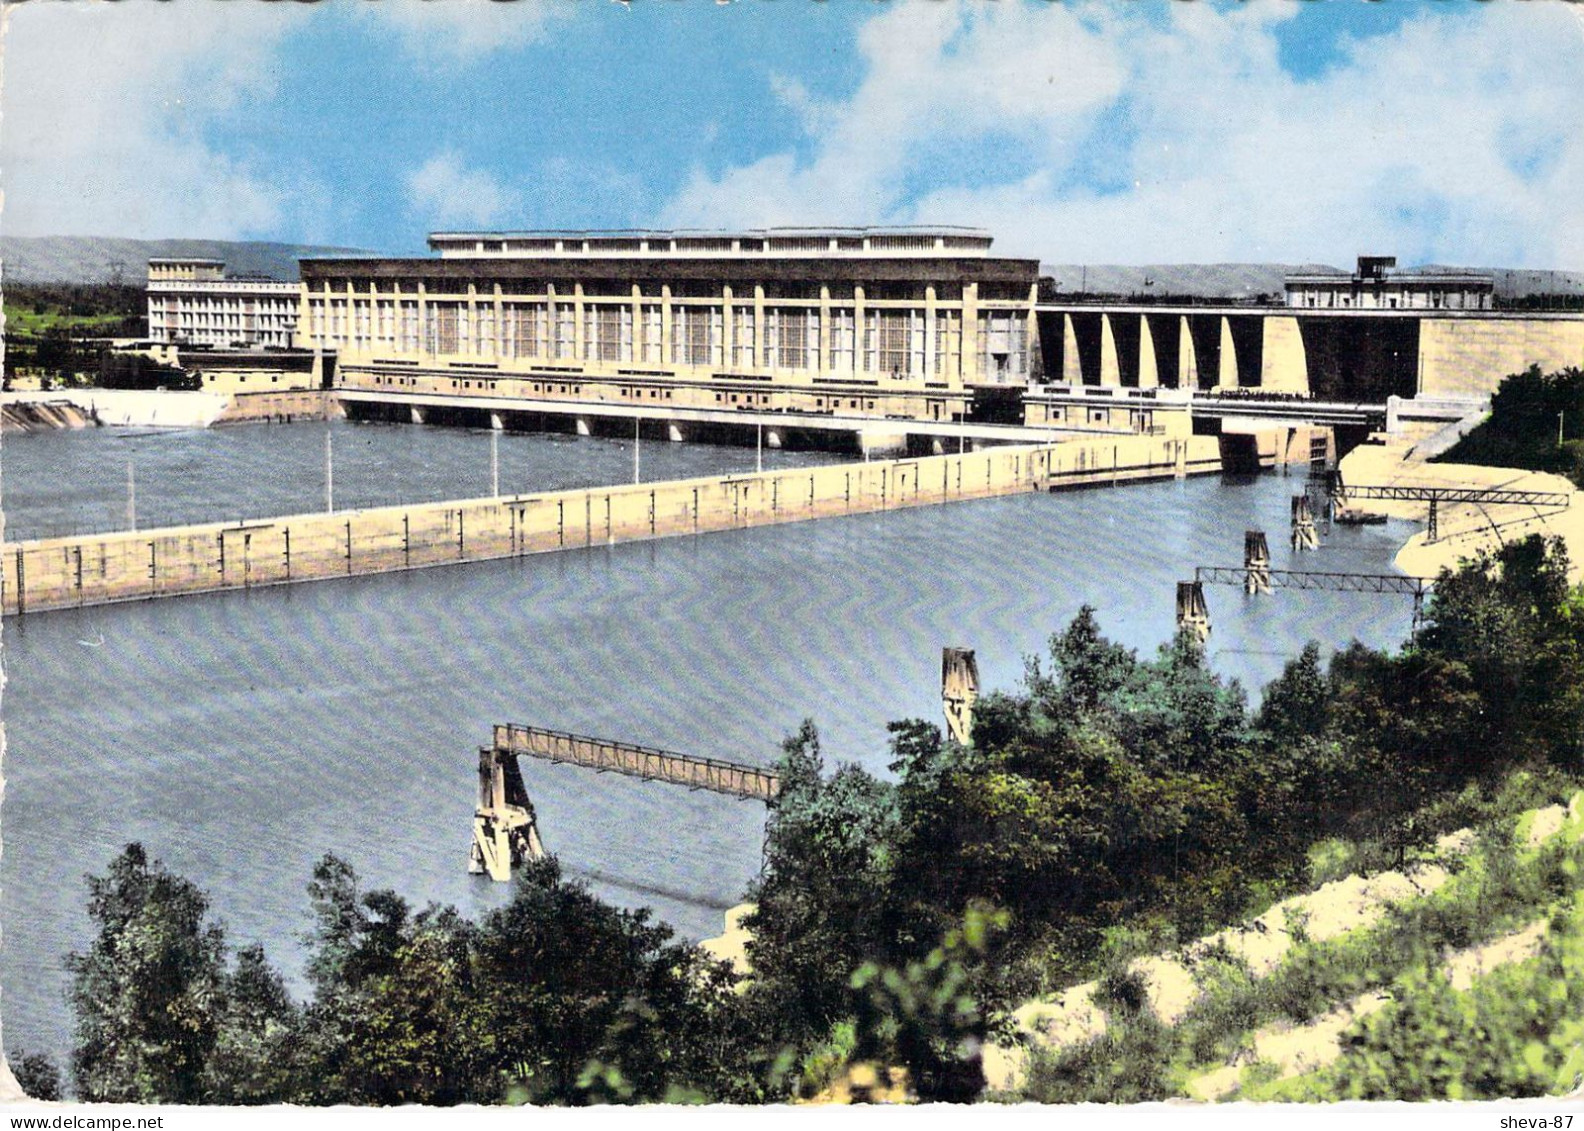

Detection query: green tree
(476, 856), (736, 1104)
(203, 944), (298, 1104)
(8, 1050), (63, 1101)
(1440, 366), (1584, 487)
(743, 722), (898, 1053)
(848, 903), (1007, 1102)
(290, 857), (489, 1105)
(1416, 535), (1584, 771)
(67, 844), (230, 1103)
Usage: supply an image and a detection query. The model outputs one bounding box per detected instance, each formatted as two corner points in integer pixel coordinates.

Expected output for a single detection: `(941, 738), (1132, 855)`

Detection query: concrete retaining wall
(0, 433), (1221, 616)
(216, 390), (343, 424)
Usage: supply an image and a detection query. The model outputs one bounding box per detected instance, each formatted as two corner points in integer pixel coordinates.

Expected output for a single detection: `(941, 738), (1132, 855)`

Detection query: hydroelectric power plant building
(140, 234), (1584, 440)
(301, 227), (1042, 425)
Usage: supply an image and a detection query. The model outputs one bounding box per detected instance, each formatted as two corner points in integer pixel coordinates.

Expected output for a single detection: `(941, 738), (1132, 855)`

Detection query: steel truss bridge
(1327, 478), (1572, 542)
(492, 723), (780, 802)
(1194, 566), (1433, 597)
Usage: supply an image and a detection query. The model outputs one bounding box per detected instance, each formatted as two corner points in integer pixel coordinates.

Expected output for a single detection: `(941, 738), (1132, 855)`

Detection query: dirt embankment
(1338, 438), (1582, 583)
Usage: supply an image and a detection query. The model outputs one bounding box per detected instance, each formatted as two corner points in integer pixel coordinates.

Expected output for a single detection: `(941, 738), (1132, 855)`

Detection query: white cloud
(666, 2), (1126, 231)
(349, 0), (564, 67)
(406, 151), (518, 228)
(0, 0), (312, 240)
(662, 1), (1584, 269)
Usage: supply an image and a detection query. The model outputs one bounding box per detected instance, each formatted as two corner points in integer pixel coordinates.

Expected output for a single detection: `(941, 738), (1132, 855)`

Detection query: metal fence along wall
(0, 433), (1220, 616)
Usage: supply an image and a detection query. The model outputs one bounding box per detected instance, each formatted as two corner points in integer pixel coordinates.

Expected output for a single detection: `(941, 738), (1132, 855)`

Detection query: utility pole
(756, 420), (763, 473)
(1560, 411), (1567, 449)
(633, 417), (641, 485)
(491, 427), (500, 497)
(126, 459), (136, 532)
(325, 430), (334, 514)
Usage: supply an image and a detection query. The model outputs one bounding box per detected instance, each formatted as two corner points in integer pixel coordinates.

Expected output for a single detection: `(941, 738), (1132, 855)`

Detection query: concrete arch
(1217, 316), (1238, 391)
(1260, 316), (1309, 394)
(1177, 316), (1196, 389)
(1062, 314), (1083, 384)
(1138, 315), (1160, 389)
(1100, 313), (1125, 386)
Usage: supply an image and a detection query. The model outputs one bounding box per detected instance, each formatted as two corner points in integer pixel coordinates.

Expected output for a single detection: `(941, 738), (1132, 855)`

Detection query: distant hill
(0, 237), (377, 284)
(1040, 261), (1584, 300)
(5, 237), (1579, 299)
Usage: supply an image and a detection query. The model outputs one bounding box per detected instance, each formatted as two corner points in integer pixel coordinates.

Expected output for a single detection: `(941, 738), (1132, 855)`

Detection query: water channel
(0, 420), (1420, 1064)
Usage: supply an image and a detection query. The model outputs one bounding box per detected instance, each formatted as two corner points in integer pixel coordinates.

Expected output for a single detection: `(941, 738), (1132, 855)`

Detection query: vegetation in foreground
(1438, 365), (1584, 488)
(1022, 788), (1584, 1102)
(9, 534), (1583, 1104)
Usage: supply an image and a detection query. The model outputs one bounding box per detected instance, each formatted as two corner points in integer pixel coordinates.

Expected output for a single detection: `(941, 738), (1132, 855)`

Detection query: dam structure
(93, 234), (1580, 463)
(0, 429), (1223, 617)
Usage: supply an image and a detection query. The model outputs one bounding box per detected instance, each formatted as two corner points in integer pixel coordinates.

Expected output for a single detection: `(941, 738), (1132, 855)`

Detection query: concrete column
(1178, 316), (1196, 389)
(960, 282), (977, 384)
(631, 285), (643, 365)
(660, 285), (672, 366)
(293, 284), (309, 350)
(818, 285), (831, 375)
(417, 281), (428, 361)
(493, 284), (504, 359)
(1099, 313), (1122, 386)
(1025, 282), (1041, 384)
(754, 285), (766, 370)
(1062, 314), (1082, 385)
(1137, 314), (1160, 389)
(345, 277), (356, 355)
(721, 284), (734, 367)
(465, 283), (477, 357)
(1260, 315), (1309, 394)
(1217, 316), (1238, 391)
(925, 285), (938, 384)
(573, 283), (585, 362)
(852, 284), (866, 375)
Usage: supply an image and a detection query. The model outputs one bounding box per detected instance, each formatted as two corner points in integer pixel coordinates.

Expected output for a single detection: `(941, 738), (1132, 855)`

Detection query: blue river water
(0, 421), (1418, 1066)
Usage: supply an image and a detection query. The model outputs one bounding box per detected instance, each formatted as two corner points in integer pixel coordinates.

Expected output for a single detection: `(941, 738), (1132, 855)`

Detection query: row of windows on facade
(149, 300), (296, 312)
(310, 279), (1034, 303)
(157, 313), (293, 325)
(1290, 288), (1492, 311)
(306, 303), (1028, 375)
(150, 304), (296, 315)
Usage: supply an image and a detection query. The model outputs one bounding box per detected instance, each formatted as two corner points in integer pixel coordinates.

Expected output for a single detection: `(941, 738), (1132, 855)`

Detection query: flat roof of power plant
(425, 226), (997, 259)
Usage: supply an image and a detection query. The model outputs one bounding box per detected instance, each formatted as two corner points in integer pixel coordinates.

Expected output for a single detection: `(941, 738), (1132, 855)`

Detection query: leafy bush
(1258, 896), (1584, 1100)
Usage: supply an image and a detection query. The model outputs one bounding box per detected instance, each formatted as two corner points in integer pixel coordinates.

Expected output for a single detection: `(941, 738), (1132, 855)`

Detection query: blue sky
(3, 0), (1581, 268)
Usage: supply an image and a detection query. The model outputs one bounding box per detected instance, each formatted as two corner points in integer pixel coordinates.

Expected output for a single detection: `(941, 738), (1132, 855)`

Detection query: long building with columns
(300, 227), (1042, 423)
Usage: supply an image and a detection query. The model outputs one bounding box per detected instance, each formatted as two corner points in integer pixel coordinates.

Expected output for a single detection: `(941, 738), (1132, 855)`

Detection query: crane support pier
(470, 744), (547, 882)
(1176, 580), (1211, 645)
(942, 647), (980, 746)
(1291, 494), (1319, 551)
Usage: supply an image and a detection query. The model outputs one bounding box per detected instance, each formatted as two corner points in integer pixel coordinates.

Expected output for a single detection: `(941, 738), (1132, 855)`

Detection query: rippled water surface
(0, 422), (1418, 1064)
(0, 418), (841, 540)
